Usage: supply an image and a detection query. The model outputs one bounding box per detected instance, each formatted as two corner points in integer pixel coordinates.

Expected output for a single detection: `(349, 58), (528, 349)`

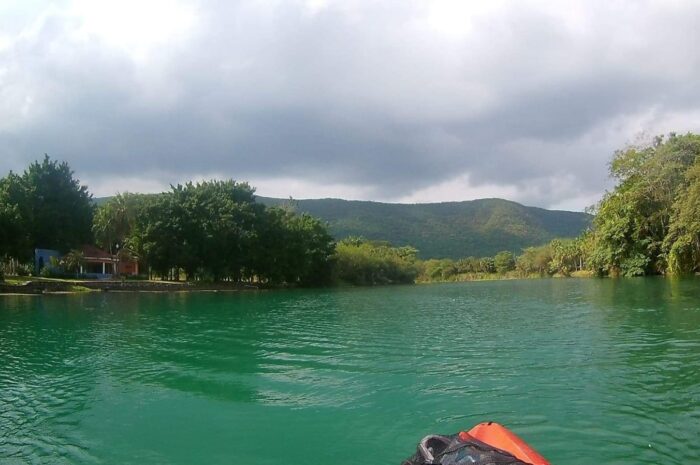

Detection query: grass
(65, 285), (94, 293)
(2, 275), (98, 294)
(4, 275), (86, 284)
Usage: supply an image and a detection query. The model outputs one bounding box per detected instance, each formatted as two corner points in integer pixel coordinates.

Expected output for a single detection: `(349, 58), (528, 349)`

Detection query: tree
(123, 180), (335, 285)
(478, 257), (496, 273)
(664, 161), (700, 274)
(516, 245), (552, 276)
(60, 249), (85, 275)
(0, 172), (30, 261)
(589, 133), (700, 276)
(281, 213), (336, 286)
(22, 155), (94, 253)
(548, 239), (580, 276)
(334, 238), (418, 285)
(93, 193), (135, 255)
(0, 178), (21, 258)
(494, 251), (515, 274)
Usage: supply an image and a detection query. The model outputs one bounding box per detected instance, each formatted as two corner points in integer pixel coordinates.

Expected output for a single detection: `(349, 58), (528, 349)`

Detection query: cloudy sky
(1, 0), (699, 210)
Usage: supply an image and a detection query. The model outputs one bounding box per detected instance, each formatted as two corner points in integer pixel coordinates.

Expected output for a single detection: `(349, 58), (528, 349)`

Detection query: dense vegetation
(91, 183), (336, 286)
(0, 157), (336, 286)
(418, 238), (590, 282)
(334, 238), (418, 285)
(3, 133), (698, 286)
(586, 133), (700, 276)
(258, 196), (591, 258)
(0, 156), (94, 265)
(417, 133), (700, 280)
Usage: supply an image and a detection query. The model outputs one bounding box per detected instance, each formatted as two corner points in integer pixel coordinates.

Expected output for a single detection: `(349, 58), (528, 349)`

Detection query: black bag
(401, 433), (531, 465)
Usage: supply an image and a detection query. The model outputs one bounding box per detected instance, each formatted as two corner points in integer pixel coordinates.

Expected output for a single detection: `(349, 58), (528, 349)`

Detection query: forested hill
(94, 195), (591, 258)
(256, 197), (591, 259)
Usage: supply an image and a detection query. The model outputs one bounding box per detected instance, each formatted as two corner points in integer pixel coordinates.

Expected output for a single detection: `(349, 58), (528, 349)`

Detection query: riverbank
(0, 270), (603, 295)
(416, 269), (595, 284)
(0, 277), (261, 295)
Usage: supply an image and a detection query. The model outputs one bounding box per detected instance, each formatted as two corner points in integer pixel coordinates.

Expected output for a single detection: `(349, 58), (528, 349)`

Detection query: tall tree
(664, 160), (700, 274)
(0, 156), (94, 260)
(589, 133), (700, 276)
(494, 251), (515, 274)
(93, 193), (136, 254)
(23, 155), (94, 252)
(0, 173), (28, 260)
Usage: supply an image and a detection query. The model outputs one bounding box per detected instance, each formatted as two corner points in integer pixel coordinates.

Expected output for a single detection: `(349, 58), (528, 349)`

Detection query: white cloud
(67, 0), (199, 61)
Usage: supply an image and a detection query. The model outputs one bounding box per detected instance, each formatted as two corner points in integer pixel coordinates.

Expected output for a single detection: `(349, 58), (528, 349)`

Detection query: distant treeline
(2, 133), (700, 286)
(417, 238), (588, 283)
(93, 184), (335, 285)
(0, 156), (335, 285)
(420, 133), (700, 280)
(0, 157), (416, 286)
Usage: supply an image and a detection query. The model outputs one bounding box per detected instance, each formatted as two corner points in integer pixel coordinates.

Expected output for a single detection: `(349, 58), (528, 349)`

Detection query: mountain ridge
(94, 195), (591, 259)
(255, 196), (591, 259)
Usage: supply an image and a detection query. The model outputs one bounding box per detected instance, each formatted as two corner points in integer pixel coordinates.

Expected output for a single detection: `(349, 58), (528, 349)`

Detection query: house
(34, 248), (61, 274)
(79, 245), (117, 278)
(79, 245), (139, 279)
(34, 246), (140, 279)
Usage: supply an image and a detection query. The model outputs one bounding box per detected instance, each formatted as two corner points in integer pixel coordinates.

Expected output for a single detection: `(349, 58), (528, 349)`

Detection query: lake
(1, 278), (699, 464)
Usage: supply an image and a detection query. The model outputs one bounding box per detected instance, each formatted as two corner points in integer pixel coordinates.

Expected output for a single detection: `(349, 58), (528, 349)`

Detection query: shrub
(494, 251), (516, 274)
(334, 239), (418, 285)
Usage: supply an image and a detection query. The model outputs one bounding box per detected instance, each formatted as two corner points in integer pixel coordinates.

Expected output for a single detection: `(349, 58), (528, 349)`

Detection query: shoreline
(0, 278), (262, 296)
(3, 272), (696, 296)
(416, 269), (596, 284)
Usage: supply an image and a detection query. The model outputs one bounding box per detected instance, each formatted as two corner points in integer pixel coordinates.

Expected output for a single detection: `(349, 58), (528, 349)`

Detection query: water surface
(1, 278), (699, 464)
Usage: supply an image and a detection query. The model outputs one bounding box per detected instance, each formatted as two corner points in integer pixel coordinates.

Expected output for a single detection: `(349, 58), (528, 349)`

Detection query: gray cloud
(1, 0), (699, 209)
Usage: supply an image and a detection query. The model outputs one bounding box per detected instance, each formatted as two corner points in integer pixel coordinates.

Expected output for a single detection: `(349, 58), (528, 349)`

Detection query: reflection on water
(1, 278), (699, 465)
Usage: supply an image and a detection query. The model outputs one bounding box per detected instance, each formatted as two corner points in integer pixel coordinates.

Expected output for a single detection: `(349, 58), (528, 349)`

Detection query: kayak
(402, 422), (550, 465)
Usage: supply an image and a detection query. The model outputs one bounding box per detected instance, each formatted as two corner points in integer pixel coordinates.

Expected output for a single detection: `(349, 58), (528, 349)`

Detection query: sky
(1, 0), (699, 211)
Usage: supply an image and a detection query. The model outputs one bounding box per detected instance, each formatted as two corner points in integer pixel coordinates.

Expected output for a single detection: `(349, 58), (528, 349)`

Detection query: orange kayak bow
(403, 422), (550, 465)
(462, 422), (550, 465)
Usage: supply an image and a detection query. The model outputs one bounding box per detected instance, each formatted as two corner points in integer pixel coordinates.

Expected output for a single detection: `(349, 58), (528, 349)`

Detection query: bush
(15, 263), (32, 276)
(494, 251), (515, 274)
(39, 265), (83, 279)
(334, 239), (418, 285)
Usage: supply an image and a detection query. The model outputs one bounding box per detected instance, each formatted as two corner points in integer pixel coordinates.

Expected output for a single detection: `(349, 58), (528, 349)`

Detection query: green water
(1, 278), (699, 465)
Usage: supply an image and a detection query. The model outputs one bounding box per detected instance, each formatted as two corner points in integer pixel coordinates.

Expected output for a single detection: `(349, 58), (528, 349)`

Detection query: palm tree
(93, 193), (131, 256)
(61, 250), (85, 277)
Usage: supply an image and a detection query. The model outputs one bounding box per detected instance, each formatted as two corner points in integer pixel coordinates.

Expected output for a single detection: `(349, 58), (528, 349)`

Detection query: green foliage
(93, 193), (144, 254)
(60, 250), (85, 273)
(22, 156), (94, 252)
(516, 245), (552, 275)
(589, 133), (700, 276)
(0, 172), (30, 260)
(334, 238), (418, 285)
(116, 181), (336, 286)
(0, 155), (93, 260)
(421, 259), (458, 281)
(494, 251), (515, 274)
(257, 197), (591, 259)
(664, 161), (700, 274)
(479, 257), (495, 273)
(547, 239), (585, 276)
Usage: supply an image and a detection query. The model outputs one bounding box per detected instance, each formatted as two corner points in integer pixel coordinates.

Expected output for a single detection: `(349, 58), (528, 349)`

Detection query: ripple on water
(2, 279), (700, 465)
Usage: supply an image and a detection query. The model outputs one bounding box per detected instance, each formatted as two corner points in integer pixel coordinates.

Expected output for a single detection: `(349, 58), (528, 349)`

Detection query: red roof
(80, 245), (114, 260)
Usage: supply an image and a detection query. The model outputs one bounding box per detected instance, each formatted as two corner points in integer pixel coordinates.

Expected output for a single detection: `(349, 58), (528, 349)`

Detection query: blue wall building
(34, 248), (61, 275)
